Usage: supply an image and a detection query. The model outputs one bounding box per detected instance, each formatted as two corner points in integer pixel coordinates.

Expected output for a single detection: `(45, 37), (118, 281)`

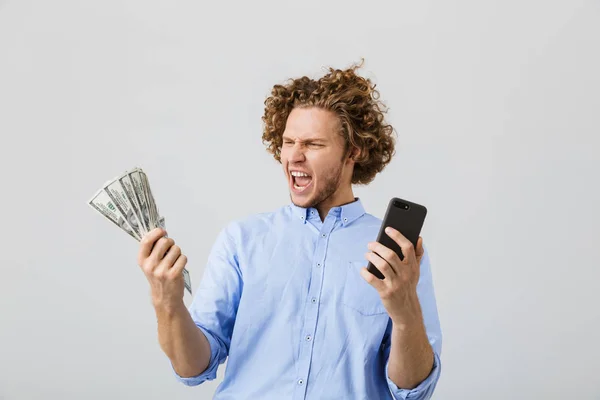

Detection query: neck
(315, 185), (355, 221)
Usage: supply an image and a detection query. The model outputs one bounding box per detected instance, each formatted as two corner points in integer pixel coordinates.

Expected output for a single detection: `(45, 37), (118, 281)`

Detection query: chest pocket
(341, 261), (389, 316)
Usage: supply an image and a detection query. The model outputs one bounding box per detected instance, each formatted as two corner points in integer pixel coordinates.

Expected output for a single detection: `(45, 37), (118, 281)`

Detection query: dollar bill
(104, 176), (145, 239)
(182, 268), (191, 294)
(145, 172), (161, 229)
(139, 169), (159, 230)
(127, 169), (151, 233)
(88, 187), (140, 241)
(118, 172), (148, 236)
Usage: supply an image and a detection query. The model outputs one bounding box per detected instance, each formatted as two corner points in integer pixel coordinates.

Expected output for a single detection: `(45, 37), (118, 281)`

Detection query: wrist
(153, 298), (187, 318)
(391, 293), (424, 330)
(392, 313), (425, 334)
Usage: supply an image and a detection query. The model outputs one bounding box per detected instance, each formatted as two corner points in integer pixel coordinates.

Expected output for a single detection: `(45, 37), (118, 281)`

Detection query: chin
(290, 192), (315, 209)
(290, 195), (310, 208)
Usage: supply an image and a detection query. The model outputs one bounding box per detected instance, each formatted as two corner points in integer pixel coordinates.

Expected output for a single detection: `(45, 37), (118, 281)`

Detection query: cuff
(171, 325), (223, 387)
(386, 351), (441, 400)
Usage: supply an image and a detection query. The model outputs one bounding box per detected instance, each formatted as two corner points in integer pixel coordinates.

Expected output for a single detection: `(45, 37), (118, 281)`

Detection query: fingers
(150, 237), (175, 261)
(360, 267), (386, 291)
(158, 244), (181, 272)
(170, 253), (188, 277)
(138, 228), (167, 265)
(367, 242), (400, 275)
(384, 227), (415, 262)
(365, 250), (397, 279)
(416, 236), (424, 261)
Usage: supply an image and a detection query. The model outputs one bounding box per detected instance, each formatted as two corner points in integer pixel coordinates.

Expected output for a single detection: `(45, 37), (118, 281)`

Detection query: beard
(290, 160), (344, 209)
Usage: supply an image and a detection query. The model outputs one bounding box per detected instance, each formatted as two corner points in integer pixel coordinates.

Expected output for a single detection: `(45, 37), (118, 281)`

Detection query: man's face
(280, 107), (354, 209)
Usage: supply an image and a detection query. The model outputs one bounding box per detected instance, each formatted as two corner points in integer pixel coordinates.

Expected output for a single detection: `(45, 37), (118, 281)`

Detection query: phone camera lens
(393, 200), (410, 210)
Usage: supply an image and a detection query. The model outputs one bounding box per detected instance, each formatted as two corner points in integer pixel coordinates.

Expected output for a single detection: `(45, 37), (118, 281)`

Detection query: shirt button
(298, 379), (304, 385)
(322, 233), (326, 237)
(306, 335), (312, 341)
(343, 217), (348, 222)
(316, 263), (321, 268)
(311, 297), (317, 303)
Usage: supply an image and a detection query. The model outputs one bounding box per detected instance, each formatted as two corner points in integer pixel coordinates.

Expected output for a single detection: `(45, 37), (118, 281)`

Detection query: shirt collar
(290, 197), (366, 226)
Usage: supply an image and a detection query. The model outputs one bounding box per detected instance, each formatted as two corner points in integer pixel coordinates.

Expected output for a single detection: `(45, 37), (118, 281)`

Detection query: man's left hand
(360, 226), (425, 326)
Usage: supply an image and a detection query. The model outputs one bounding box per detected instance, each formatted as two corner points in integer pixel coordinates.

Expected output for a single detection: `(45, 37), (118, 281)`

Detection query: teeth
(291, 171), (310, 177)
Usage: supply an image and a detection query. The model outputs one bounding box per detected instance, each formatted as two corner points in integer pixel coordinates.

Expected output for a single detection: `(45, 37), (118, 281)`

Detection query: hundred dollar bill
(104, 177), (145, 239)
(88, 187), (140, 240)
(145, 171), (160, 229)
(118, 172), (148, 236)
(138, 169), (159, 229)
(127, 169), (151, 233)
(182, 268), (191, 294)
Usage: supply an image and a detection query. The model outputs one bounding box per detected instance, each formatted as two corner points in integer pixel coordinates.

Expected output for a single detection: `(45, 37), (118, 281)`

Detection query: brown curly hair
(261, 59), (396, 185)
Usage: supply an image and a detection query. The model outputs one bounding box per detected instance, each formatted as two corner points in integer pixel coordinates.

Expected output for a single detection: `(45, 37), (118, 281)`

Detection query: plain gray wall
(1, 0), (598, 399)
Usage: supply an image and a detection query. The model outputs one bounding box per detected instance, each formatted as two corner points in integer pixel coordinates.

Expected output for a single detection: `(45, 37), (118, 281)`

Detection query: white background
(1, 0), (598, 399)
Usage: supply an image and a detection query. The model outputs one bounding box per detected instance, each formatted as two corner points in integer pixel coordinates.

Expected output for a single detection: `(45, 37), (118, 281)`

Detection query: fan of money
(87, 167), (192, 294)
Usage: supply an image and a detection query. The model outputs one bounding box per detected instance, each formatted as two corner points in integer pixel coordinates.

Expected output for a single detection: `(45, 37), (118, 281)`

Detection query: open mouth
(290, 170), (313, 193)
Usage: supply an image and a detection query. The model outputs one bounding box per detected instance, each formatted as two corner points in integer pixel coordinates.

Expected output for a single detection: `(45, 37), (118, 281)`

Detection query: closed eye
(282, 138), (325, 148)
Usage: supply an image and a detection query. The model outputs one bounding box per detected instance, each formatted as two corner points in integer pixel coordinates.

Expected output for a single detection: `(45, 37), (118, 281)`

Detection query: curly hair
(261, 59), (396, 185)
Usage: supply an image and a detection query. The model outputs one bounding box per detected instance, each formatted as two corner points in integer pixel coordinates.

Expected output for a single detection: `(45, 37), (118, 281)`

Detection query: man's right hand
(137, 228), (188, 309)
(137, 228), (211, 377)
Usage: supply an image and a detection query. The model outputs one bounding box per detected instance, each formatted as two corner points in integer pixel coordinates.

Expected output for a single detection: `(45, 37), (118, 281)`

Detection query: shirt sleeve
(171, 223), (243, 386)
(383, 246), (443, 400)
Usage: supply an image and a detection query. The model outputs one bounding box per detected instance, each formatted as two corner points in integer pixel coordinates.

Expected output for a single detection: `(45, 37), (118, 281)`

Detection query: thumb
(416, 237), (424, 261)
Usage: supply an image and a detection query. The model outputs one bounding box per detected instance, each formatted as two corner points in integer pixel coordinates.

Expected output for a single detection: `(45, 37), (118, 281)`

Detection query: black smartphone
(366, 197), (428, 279)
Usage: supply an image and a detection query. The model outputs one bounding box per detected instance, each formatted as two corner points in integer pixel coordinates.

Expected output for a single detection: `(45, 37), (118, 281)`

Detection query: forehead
(282, 107), (341, 141)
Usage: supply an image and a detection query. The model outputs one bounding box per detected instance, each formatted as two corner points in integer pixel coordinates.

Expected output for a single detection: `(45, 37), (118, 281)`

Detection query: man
(137, 61), (442, 399)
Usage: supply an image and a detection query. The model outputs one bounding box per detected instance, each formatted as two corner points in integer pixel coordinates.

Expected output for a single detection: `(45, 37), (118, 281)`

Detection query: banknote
(104, 176), (145, 239)
(127, 169), (151, 233)
(88, 187), (140, 241)
(118, 172), (148, 236)
(88, 167), (192, 294)
(139, 169), (159, 230)
(182, 268), (191, 294)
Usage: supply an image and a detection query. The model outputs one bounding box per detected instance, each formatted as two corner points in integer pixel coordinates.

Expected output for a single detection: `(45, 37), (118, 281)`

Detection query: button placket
(293, 218), (336, 400)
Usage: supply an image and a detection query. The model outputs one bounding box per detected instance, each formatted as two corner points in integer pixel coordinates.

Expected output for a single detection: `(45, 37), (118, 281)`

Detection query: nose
(288, 142), (306, 163)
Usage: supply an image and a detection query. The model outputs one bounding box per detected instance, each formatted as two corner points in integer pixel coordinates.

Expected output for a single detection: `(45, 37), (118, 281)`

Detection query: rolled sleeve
(171, 324), (226, 386)
(384, 246), (443, 400)
(386, 351), (442, 400)
(170, 223), (242, 387)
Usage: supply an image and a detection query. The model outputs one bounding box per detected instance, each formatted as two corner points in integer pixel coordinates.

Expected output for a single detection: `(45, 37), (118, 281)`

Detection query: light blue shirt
(173, 198), (442, 399)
